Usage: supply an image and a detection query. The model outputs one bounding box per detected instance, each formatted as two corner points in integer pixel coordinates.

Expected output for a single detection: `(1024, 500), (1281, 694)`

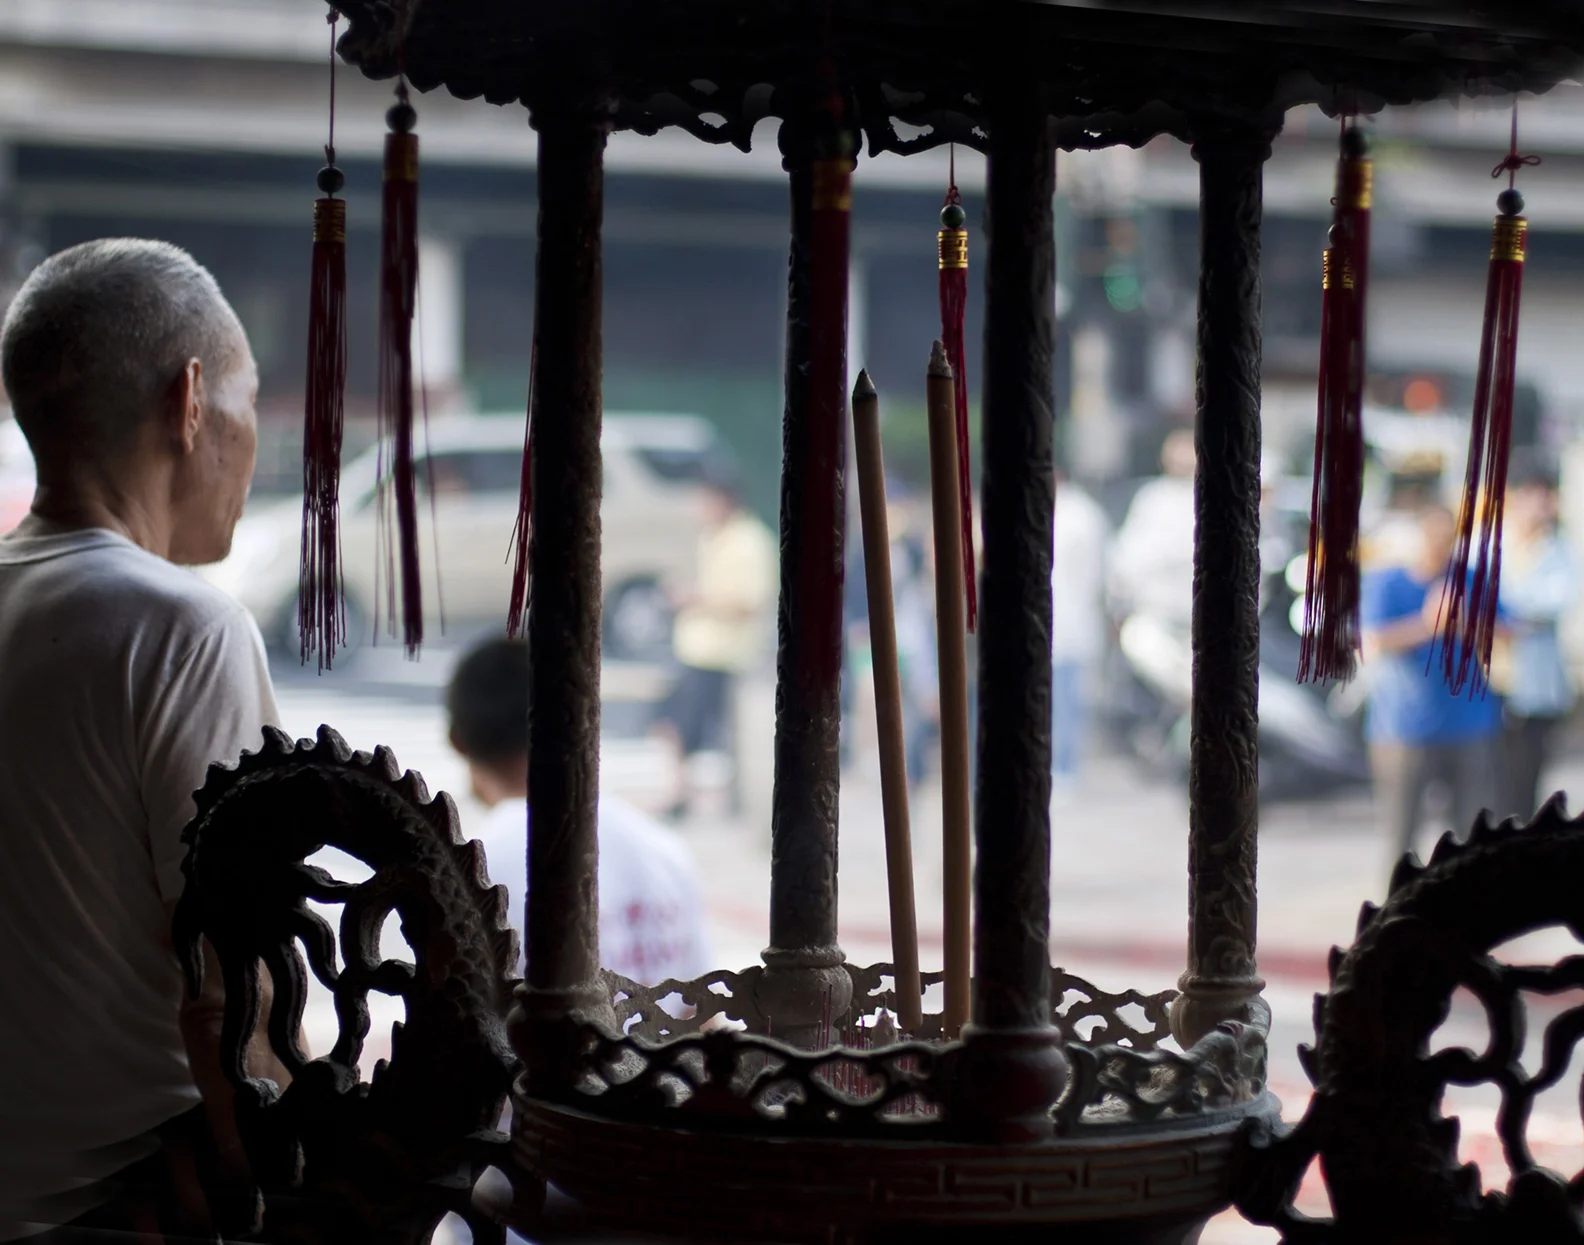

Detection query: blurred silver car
(201, 412), (733, 661)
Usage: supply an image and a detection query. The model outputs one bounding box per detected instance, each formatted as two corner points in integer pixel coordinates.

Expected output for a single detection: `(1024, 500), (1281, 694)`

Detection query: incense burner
(509, 962), (1271, 1241)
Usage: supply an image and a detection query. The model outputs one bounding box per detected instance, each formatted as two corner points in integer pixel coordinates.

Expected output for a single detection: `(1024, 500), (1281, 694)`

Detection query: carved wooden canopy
(330, 1), (1584, 151)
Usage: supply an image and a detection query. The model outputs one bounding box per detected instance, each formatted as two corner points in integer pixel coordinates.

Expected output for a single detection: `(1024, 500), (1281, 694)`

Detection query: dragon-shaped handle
(173, 725), (526, 1244)
(1236, 795), (1584, 1244)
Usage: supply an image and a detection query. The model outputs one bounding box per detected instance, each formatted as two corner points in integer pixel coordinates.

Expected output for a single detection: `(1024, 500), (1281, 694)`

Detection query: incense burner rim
(510, 1091), (1280, 1236)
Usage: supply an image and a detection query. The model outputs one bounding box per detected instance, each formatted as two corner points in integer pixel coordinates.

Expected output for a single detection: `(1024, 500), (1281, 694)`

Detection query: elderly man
(0, 240), (283, 1241)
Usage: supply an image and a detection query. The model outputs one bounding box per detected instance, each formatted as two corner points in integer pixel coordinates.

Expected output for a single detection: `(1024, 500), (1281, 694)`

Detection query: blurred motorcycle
(1104, 542), (1369, 802)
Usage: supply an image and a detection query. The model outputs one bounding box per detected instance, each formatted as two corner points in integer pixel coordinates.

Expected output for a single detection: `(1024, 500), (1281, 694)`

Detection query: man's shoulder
(1062, 486), (1110, 531)
(1120, 478), (1190, 528)
(1360, 564), (1411, 615)
(0, 530), (252, 646)
(478, 798), (530, 863)
(598, 796), (698, 875)
(723, 511), (775, 550)
(1363, 563), (1412, 591)
(92, 545), (250, 636)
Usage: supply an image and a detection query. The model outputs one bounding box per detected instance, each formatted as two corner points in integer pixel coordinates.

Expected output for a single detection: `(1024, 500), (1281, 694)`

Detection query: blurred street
(272, 646), (1584, 1245)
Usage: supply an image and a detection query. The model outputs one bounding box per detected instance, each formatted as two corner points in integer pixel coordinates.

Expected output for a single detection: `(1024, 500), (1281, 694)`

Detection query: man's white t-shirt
(0, 526), (279, 1240)
(475, 794), (712, 986)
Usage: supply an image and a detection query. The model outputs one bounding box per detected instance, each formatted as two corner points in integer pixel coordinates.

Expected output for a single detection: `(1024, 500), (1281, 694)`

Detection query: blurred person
(966, 488), (984, 795)
(652, 473), (776, 818)
(1050, 467), (1109, 796)
(0, 239), (286, 1240)
(844, 488), (938, 789)
(840, 523), (869, 770)
(1360, 504), (1502, 860)
(1493, 455), (1577, 820)
(447, 637), (712, 984)
(1107, 427), (1195, 627)
(891, 523), (939, 791)
(1258, 454), (1299, 600)
(1361, 457), (1444, 571)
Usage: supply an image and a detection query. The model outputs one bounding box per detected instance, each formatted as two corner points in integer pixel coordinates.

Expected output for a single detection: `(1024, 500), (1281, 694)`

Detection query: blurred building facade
(4, 1), (1584, 514)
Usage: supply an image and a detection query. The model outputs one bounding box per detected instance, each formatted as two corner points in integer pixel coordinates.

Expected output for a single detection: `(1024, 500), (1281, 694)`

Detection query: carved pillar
(755, 115), (854, 1041)
(514, 93), (614, 1087)
(956, 86), (1066, 1141)
(1171, 120), (1275, 1049)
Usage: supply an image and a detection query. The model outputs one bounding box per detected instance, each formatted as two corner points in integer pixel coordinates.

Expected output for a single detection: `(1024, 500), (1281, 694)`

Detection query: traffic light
(1101, 215), (1142, 314)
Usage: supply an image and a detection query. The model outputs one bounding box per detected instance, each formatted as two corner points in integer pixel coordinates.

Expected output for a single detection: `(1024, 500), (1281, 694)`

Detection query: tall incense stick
(927, 341), (972, 1039)
(851, 369), (923, 1032)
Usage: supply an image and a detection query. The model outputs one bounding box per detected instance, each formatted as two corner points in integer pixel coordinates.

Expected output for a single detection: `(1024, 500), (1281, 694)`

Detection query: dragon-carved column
(513, 88), (617, 1089)
(754, 109), (855, 1044)
(954, 80), (1067, 1142)
(1171, 117), (1278, 1049)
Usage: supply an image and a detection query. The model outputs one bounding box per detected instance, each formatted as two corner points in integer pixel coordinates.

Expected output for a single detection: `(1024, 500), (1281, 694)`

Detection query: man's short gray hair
(0, 238), (246, 454)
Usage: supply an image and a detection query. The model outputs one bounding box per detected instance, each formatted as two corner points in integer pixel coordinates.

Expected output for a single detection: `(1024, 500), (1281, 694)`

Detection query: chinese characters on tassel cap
(1298, 123), (1371, 684)
(377, 83), (424, 655)
(1435, 107), (1537, 695)
(299, 9), (349, 671)
(937, 164), (977, 633)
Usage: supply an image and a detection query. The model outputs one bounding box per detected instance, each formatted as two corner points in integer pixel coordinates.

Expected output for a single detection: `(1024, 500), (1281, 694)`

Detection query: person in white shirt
(446, 638), (713, 985)
(0, 239), (285, 1240)
(1106, 427), (1196, 628)
(1051, 467), (1110, 795)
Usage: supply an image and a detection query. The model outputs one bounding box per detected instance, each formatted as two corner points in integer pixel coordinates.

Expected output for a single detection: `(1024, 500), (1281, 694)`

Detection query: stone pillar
(1170, 120), (1275, 1049)
(956, 86), (1066, 1141)
(514, 93), (614, 1090)
(755, 114), (854, 1042)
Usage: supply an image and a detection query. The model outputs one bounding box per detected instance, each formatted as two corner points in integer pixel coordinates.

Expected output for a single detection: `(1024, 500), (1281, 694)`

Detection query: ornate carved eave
(329, 1), (1584, 152)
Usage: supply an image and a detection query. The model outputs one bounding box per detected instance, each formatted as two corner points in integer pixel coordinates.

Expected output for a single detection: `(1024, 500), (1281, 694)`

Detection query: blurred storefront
(4, 2), (1584, 520)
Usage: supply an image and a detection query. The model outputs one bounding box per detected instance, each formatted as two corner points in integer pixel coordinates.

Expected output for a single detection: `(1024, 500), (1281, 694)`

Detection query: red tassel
(1438, 199), (1527, 695)
(506, 326), (537, 640)
(1298, 127), (1371, 684)
(938, 177), (977, 633)
(299, 193), (348, 670)
(297, 13), (348, 673)
(1436, 111), (1538, 696)
(377, 87), (422, 655)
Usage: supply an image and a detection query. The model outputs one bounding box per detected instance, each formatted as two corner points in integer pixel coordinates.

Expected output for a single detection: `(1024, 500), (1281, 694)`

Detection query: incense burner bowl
(510, 962), (1274, 1243)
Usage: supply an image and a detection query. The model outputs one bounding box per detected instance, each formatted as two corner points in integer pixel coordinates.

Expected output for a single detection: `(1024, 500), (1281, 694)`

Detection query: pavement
(267, 646), (1584, 1245)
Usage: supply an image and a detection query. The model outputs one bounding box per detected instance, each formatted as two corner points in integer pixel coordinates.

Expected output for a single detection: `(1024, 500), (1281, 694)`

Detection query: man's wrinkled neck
(26, 456), (175, 559)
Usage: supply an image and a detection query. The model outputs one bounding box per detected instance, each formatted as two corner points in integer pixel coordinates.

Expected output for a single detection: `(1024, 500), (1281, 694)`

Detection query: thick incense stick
(927, 340), (972, 1039)
(851, 369), (923, 1033)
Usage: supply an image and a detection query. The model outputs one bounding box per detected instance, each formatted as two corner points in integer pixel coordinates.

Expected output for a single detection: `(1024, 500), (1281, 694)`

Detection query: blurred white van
(201, 412), (736, 661)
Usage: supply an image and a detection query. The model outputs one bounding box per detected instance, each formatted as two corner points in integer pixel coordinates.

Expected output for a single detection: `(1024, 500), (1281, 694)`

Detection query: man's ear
(174, 357), (203, 454)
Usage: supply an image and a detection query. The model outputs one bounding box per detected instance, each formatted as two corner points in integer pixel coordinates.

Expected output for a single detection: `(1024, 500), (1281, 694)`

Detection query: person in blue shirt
(1494, 455), (1577, 819)
(1361, 504), (1502, 859)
